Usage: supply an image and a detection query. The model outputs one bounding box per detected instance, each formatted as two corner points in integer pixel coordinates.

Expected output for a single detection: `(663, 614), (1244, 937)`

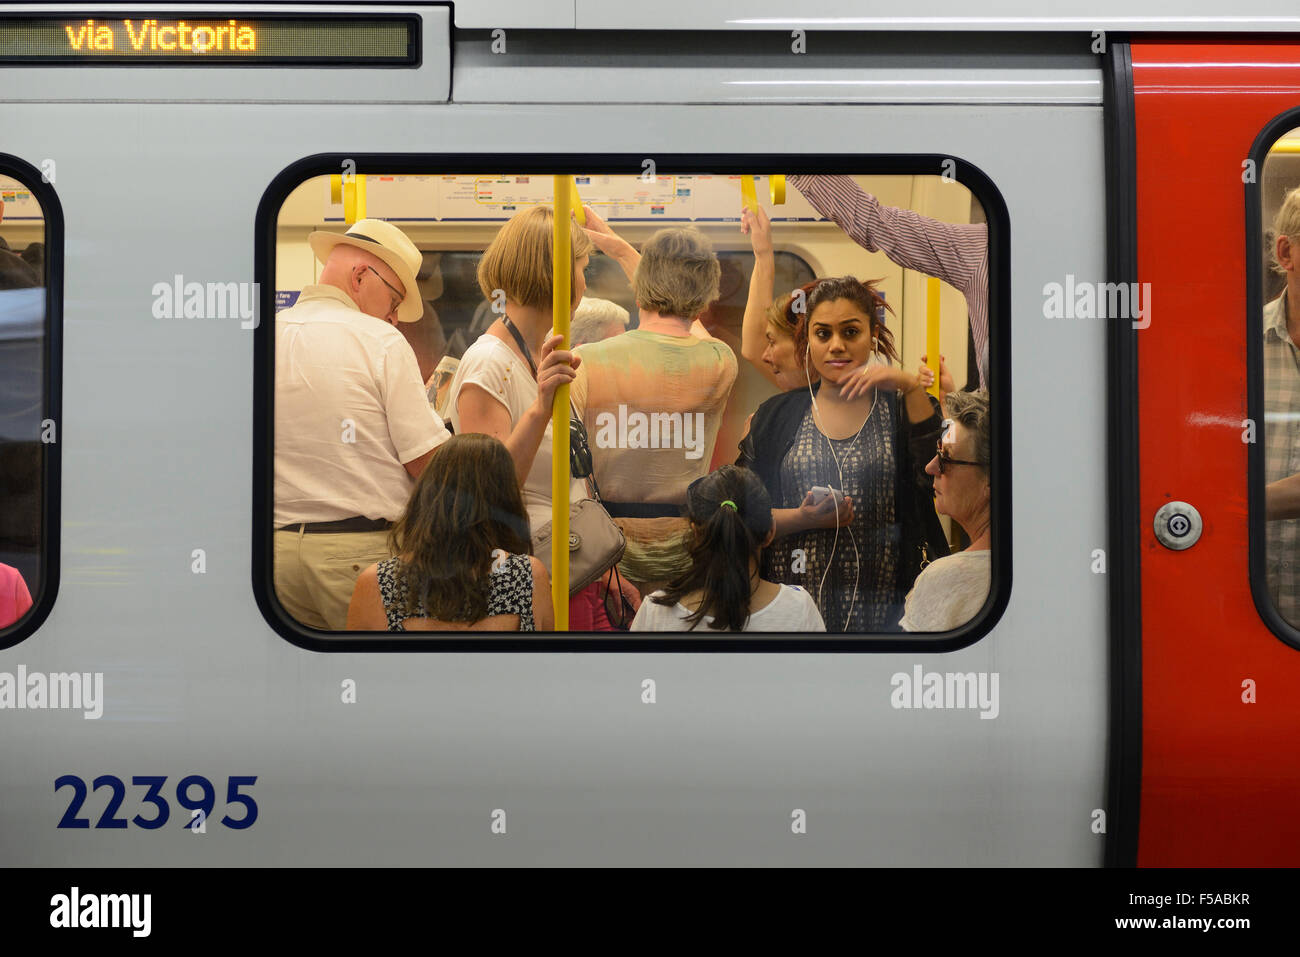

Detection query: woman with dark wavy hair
(737, 275), (948, 633)
(346, 433), (553, 631)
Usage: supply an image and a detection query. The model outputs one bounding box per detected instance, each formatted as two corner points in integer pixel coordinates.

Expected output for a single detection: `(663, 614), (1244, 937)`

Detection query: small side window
(0, 159), (60, 645)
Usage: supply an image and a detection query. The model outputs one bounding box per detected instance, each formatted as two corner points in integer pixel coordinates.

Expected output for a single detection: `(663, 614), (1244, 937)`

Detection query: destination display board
(0, 15), (418, 64)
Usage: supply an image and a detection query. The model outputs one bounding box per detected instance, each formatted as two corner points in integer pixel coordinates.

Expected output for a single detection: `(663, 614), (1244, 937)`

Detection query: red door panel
(1133, 40), (1300, 866)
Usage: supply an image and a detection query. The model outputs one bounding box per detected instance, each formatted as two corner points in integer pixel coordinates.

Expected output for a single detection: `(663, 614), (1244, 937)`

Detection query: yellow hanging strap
(739, 175), (759, 215)
(570, 177), (586, 226)
(769, 174), (786, 205)
(551, 175), (572, 629)
(926, 276), (941, 398)
(331, 173), (366, 224)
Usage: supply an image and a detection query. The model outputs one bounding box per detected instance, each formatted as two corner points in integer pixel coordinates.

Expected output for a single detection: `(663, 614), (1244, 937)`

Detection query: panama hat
(308, 219), (424, 323)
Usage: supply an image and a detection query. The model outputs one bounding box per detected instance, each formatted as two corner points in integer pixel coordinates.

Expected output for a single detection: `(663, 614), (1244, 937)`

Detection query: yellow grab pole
(551, 175), (572, 629)
(926, 276), (941, 399)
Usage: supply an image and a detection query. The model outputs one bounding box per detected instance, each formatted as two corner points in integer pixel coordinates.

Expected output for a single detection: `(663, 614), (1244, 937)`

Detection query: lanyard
(501, 315), (538, 379)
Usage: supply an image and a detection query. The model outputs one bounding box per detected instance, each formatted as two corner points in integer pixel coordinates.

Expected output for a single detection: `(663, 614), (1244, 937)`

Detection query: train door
(1124, 40), (1300, 865)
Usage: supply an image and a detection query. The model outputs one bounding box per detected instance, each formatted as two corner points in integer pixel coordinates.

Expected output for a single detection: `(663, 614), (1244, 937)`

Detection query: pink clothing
(789, 174), (990, 389)
(1, 564), (33, 628)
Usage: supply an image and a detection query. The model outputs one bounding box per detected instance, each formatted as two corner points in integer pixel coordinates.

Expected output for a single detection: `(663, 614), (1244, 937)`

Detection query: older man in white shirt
(275, 219), (451, 631)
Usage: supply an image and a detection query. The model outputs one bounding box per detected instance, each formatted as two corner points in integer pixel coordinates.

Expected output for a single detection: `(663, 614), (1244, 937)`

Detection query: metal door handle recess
(1153, 502), (1202, 550)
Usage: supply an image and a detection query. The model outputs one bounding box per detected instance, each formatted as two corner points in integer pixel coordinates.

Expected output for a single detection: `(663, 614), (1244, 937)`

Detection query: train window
(259, 165), (1000, 646)
(0, 163), (58, 645)
(1256, 120), (1300, 643)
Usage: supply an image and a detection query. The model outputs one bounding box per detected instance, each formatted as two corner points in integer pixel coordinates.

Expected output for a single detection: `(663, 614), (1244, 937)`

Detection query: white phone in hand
(809, 485), (844, 508)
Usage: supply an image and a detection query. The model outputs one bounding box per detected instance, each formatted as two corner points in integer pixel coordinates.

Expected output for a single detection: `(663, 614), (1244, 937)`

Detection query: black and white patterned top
(763, 394), (899, 633)
(375, 554), (535, 632)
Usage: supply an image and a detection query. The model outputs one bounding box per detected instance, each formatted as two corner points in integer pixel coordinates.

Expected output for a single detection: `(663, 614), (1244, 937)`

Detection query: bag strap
(568, 399), (605, 502)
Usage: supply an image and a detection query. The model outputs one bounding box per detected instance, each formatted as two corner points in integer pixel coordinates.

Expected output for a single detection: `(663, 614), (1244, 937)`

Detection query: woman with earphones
(736, 276), (948, 633)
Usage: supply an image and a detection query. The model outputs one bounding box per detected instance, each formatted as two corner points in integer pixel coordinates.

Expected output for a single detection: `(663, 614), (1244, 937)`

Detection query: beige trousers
(273, 528), (393, 631)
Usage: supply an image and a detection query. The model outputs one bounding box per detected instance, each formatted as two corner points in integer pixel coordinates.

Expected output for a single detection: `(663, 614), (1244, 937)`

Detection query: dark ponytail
(654, 465), (773, 631)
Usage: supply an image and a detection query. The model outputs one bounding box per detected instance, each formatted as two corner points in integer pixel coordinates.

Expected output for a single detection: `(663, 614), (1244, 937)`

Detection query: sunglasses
(934, 442), (982, 476)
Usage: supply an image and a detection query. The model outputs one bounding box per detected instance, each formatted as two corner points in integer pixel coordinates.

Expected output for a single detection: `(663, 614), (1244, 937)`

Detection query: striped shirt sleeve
(789, 174), (990, 389)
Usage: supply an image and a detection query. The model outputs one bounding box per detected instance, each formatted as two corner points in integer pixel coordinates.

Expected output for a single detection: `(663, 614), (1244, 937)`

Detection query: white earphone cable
(804, 341), (878, 623)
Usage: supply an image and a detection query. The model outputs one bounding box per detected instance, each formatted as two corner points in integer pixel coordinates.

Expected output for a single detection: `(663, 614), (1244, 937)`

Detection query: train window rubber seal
(1246, 104), (1300, 655)
(1101, 38), (1141, 869)
(0, 153), (63, 650)
(253, 153), (1010, 653)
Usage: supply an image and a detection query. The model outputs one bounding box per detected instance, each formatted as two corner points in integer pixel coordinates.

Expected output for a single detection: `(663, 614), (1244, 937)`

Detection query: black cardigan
(736, 382), (950, 604)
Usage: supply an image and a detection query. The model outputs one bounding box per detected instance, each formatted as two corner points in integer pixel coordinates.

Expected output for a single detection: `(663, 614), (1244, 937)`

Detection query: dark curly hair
(388, 433), (532, 622)
(804, 275), (898, 364)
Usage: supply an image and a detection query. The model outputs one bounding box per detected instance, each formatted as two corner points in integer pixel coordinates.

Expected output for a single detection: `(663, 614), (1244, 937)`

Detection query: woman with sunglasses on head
(900, 390), (991, 632)
(346, 434), (553, 632)
(446, 205), (641, 630)
(630, 465), (824, 633)
(737, 276), (949, 633)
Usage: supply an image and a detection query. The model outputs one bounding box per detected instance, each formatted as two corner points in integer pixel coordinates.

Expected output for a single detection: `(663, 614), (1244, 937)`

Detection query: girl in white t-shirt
(631, 465), (825, 633)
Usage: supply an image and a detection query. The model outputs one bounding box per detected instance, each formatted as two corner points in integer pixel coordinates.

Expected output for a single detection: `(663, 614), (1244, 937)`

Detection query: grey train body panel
(0, 28), (1107, 864)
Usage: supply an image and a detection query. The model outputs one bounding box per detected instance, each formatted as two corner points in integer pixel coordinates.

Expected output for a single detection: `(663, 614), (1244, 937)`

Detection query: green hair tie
(719, 500), (738, 512)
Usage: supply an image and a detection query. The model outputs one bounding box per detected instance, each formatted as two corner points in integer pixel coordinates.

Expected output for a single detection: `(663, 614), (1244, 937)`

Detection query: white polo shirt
(275, 284), (450, 526)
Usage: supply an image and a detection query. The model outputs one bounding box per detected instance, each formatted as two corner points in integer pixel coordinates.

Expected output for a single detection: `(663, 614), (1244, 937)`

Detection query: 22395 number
(54, 775), (258, 830)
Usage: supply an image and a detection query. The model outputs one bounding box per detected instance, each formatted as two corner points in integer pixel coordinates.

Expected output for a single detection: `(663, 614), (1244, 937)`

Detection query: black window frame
(254, 153), (1010, 652)
(0, 153), (63, 650)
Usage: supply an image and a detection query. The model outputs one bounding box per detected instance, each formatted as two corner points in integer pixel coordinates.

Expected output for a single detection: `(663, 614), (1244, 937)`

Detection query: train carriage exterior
(0, 0), (1298, 870)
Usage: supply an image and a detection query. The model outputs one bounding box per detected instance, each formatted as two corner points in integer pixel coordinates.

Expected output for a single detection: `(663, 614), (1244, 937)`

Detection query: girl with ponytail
(630, 465), (825, 633)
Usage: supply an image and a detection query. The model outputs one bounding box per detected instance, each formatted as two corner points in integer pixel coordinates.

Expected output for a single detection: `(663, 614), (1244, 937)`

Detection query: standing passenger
(1263, 187), (1300, 625)
(275, 219), (451, 631)
(447, 206), (640, 630)
(737, 276), (948, 632)
(570, 227), (739, 594)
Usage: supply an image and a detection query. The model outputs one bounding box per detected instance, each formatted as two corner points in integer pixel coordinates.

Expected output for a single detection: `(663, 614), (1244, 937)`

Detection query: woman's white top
(899, 550), (991, 632)
(447, 334), (585, 535)
(630, 583), (826, 633)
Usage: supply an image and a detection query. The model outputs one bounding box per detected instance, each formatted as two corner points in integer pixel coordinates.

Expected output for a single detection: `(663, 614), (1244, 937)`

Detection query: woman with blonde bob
(347, 434), (553, 631)
(446, 205), (640, 630)
(570, 226), (739, 594)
